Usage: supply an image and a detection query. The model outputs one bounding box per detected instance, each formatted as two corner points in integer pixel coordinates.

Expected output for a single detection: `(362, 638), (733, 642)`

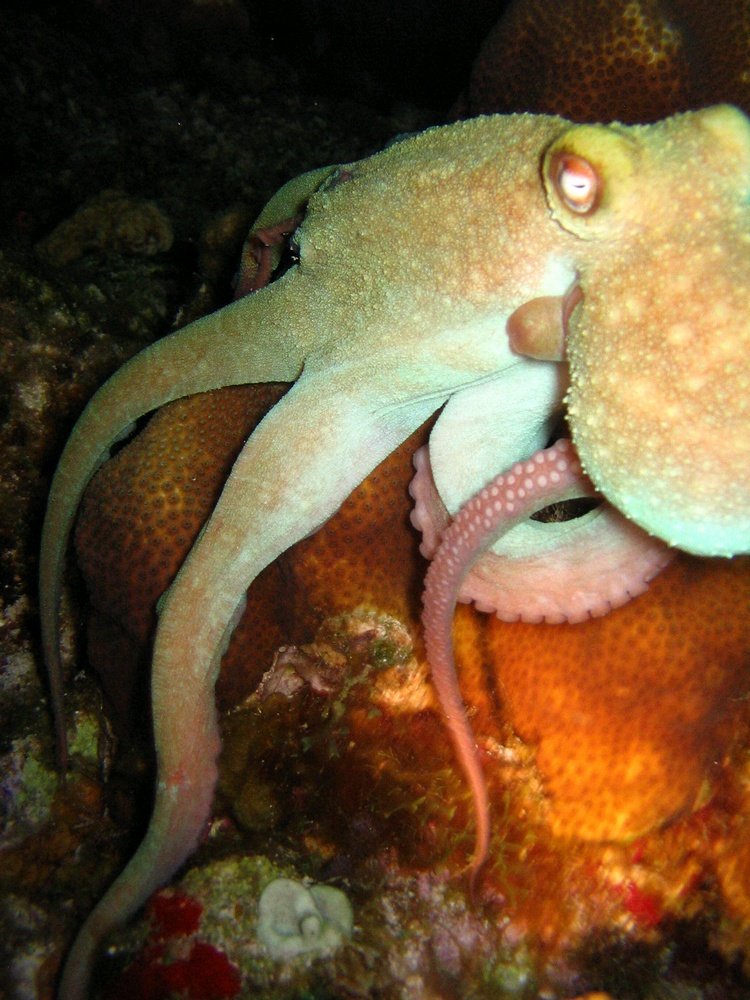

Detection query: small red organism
(622, 881), (664, 929)
(630, 840), (647, 865)
(104, 889), (241, 1000)
(147, 889), (203, 938)
(105, 942), (241, 1000)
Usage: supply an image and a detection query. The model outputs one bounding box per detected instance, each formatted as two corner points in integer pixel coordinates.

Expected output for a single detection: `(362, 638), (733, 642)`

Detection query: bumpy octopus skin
(554, 109), (750, 555)
(41, 108), (750, 998)
(419, 106), (750, 560)
(467, 0), (750, 124)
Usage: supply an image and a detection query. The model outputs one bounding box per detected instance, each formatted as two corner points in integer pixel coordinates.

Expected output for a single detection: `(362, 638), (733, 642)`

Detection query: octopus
(41, 106), (750, 998)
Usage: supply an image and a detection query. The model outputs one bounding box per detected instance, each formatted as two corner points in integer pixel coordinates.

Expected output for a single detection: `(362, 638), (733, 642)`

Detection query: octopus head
(544, 104), (750, 556)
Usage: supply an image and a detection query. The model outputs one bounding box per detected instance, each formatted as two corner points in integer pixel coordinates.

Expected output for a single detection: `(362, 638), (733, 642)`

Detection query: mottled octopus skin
(467, 0), (750, 124)
(41, 109), (750, 998)
(553, 110), (750, 554)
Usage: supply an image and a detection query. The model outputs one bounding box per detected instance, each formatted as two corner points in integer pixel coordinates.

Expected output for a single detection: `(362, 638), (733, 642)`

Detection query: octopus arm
(57, 371), (442, 1000)
(40, 276), (309, 766)
(413, 443), (674, 623)
(423, 440), (597, 877)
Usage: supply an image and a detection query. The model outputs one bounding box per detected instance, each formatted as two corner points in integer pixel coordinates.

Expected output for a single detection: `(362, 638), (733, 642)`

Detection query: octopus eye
(552, 153), (601, 214)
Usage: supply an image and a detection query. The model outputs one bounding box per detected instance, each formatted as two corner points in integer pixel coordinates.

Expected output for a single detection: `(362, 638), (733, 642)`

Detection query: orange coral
(76, 384), (287, 722)
(467, 0), (750, 123)
(479, 557), (750, 840)
(444, 558), (750, 848)
(76, 382), (750, 848)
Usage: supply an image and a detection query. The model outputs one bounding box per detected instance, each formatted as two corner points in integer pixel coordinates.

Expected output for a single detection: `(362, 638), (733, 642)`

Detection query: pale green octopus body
(40, 106), (750, 998)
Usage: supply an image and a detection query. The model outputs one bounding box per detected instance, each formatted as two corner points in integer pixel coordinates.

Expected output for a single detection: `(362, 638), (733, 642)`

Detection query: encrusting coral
(464, 0), (750, 123)
(480, 556), (750, 840)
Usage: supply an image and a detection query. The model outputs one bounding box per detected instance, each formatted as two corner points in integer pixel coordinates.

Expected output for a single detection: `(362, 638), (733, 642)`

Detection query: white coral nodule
(257, 878), (354, 962)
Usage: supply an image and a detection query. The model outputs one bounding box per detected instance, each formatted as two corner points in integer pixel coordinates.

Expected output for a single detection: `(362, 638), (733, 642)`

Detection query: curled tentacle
(411, 443), (673, 624)
(421, 439), (671, 879)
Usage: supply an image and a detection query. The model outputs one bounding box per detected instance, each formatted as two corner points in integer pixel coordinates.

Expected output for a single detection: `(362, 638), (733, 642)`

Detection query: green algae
(14, 751), (58, 826)
(67, 710), (101, 765)
(182, 854), (288, 910)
